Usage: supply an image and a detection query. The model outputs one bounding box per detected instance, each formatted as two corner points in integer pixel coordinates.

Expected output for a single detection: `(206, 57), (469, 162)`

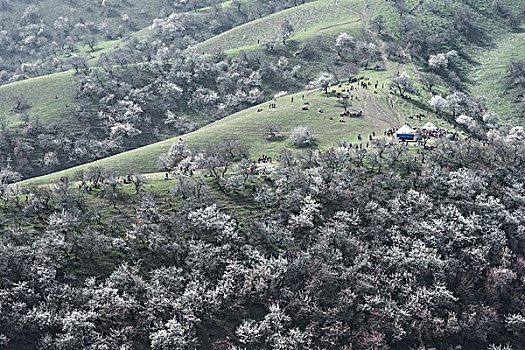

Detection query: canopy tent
(421, 122), (438, 131)
(396, 124), (416, 139)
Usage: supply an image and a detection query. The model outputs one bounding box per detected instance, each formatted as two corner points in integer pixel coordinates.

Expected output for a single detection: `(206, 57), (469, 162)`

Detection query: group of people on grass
(255, 76), (387, 118)
(163, 165), (194, 180)
(333, 78), (384, 93)
(407, 113), (426, 120)
(384, 128), (398, 137)
(257, 154), (272, 163)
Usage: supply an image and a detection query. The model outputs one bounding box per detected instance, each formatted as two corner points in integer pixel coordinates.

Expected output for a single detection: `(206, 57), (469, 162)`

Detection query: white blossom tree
(306, 72), (334, 94)
(335, 32), (357, 57)
(290, 126), (313, 147)
(158, 139), (192, 170)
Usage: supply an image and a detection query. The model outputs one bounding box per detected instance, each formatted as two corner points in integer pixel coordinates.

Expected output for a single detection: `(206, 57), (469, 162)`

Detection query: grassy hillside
(9, 0), (452, 185)
(470, 25), (525, 123)
(0, 0), (257, 127)
(4, 0), (518, 129)
(5, 0), (523, 185)
(1, 0), (321, 128)
(0, 70), (74, 126)
(19, 80), (453, 185)
(198, 0), (364, 54)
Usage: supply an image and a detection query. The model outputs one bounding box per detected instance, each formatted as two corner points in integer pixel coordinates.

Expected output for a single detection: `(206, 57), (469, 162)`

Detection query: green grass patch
(470, 25), (525, 123)
(198, 0), (363, 54)
(0, 70), (74, 126)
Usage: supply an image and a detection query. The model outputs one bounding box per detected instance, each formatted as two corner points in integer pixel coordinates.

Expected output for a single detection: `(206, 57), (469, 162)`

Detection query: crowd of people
(383, 123), (459, 145)
(421, 128), (458, 140)
(242, 157), (276, 178)
(333, 77), (384, 93)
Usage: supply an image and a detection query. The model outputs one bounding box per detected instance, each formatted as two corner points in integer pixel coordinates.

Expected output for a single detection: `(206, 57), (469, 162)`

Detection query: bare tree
(370, 15), (386, 34)
(419, 72), (440, 93)
(131, 174), (147, 195)
(263, 123), (283, 141)
(280, 20), (295, 45)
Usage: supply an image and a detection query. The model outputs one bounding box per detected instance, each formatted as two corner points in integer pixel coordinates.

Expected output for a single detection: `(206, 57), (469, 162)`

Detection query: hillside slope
(19, 82), (451, 185)
(5, 0), (524, 184)
(0, 71), (74, 127)
(197, 0), (364, 54)
(4, 0), (521, 129)
(80, 0), (261, 63)
(0, 0), (253, 127)
(1, 0), (329, 128)
(470, 25), (525, 123)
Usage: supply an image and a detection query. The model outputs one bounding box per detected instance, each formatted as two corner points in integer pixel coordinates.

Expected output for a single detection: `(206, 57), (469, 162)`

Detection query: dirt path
(315, 0), (363, 37)
(317, 18), (362, 36)
(334, 0), (363, 18)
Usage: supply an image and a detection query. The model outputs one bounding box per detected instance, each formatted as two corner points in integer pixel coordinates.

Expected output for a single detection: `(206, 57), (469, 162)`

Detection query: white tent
(421, 122), (438, 131)
(396, 124), (416, 135)
(395, 124), (417, 140)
